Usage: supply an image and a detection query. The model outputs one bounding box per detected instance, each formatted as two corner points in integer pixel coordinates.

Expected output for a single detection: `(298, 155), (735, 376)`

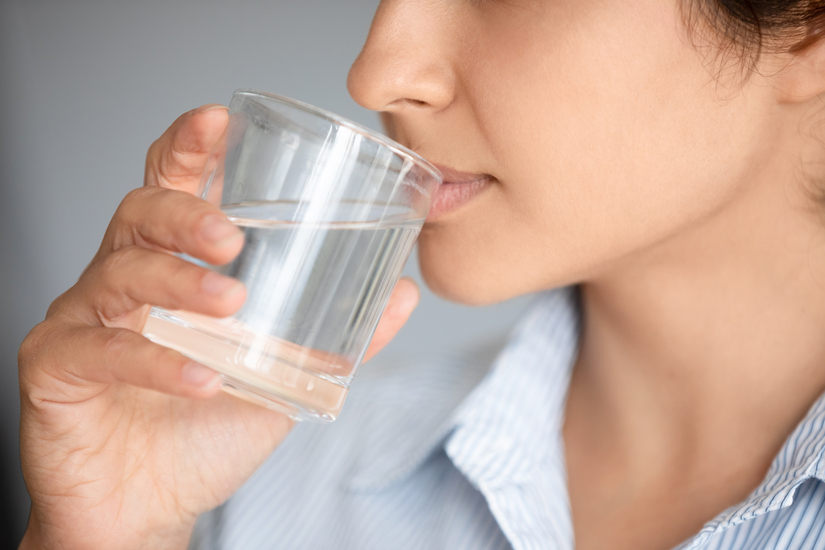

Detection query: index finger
(144, 104), (229, 194)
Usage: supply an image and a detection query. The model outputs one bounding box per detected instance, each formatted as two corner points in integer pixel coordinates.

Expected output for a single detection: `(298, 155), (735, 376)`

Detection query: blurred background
(0, 0), (531, 543)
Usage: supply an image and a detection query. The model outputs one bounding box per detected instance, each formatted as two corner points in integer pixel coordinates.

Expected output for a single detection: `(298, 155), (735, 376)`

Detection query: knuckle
(143, 186), (194, 224)
(109, 188), (158, 247)
(17, 322), (64, 395)
(161, 260), (199, 311)
(115, 187), (164, 223)
(146, 137), (162, 166)
(93, 247), (148, 316)
(18, 322), (50, 371)
(100, 245), (143, 277)
(38, 280), (101, 329)
(157, 113), (194, 168)
(45, 288), (78, 320)
(119, 186), (151, 211)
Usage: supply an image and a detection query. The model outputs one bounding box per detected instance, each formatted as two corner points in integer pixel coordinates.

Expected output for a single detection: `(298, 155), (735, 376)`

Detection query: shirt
(191, 287), (825, 549)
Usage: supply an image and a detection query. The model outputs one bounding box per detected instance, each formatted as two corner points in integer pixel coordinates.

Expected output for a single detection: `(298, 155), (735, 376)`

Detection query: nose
(348, 0), (456, 115)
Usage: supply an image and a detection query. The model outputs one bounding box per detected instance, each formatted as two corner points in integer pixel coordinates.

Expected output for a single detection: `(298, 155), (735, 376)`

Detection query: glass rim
(233, 89), (443, 184)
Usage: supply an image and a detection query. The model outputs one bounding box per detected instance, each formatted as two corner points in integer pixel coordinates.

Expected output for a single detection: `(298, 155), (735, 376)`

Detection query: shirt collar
(445, 287), (580, 466)
(348, 286), (582, 550)
(443, 287), (581, 549)
(348, 287), (580, 494)
(346, 337), (508, 493)
(683, 393), (825, 548)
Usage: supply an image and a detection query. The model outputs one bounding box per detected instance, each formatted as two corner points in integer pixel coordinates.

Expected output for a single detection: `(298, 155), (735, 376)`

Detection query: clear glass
(142, 90), (441, 422)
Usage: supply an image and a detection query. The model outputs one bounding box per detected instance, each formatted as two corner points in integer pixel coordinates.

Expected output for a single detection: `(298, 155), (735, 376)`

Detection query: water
(142, 200), (422, 421)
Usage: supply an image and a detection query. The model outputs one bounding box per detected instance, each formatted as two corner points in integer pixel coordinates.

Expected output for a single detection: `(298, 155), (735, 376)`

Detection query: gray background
(0, 0), (531, 543)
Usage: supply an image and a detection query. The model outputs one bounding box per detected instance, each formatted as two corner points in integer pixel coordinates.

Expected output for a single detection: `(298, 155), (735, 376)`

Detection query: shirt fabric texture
(192, 287), (825, 549)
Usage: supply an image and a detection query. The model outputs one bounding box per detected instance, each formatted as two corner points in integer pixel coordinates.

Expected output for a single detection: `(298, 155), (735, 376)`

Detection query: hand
(17, 105), (419, 550)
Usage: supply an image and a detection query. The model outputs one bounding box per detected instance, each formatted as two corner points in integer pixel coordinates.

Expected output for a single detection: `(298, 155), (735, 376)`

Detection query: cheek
(419, 0), (775, 304)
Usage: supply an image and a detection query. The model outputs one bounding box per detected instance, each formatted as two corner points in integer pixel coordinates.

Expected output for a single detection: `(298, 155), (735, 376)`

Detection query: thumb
(144, 104), (229, 193)
(363, 277), (420, 362)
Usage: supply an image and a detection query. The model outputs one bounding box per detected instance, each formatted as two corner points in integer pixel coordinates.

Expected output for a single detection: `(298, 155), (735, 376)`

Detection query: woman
(16, 0), (825, 548)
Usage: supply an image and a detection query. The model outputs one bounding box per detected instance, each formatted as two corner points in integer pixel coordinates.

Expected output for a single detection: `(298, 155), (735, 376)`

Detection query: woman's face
(348, 0), (783, 305)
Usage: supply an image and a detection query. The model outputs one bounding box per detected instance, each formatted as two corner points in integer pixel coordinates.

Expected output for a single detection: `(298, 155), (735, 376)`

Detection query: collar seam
(696, 449), (825, 544)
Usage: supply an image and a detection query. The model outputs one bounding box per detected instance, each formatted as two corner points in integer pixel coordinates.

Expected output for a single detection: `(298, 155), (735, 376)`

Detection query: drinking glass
(142, 89), (441, 422)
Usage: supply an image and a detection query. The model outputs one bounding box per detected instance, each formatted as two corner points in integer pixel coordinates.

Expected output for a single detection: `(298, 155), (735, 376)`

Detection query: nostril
(383, 97), (431, 111)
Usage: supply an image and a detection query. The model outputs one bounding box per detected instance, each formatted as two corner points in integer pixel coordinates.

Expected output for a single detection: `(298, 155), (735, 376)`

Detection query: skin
(17, 0), (825, 549)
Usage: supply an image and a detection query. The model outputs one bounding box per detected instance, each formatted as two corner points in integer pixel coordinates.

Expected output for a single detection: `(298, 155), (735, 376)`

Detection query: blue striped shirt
(192, 287), (825, 549)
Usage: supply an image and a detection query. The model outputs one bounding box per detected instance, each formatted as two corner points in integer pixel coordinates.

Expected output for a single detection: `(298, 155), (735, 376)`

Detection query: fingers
(145, 104), (229, 193)
(98, 186), (243, 265)
(76, 246), (246, 324)
(363, 277), (420, 362)
(20, 324), (222, 404)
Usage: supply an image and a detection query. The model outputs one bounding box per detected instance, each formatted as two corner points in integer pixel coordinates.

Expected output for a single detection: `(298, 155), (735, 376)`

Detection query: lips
(427, 164), (494, 221)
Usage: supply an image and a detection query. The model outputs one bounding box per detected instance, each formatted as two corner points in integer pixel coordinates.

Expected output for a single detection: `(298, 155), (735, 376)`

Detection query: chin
(416, 231), (519, 306)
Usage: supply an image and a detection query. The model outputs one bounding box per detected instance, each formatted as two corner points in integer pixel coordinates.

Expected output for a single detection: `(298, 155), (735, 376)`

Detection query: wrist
(140, 522), (196, 550)
(19, 512), (43, 550)
(19, 509), (195, 550)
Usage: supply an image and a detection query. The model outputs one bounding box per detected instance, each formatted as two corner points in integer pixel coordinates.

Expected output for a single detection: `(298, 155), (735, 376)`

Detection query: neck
(569, 125), (825, 490)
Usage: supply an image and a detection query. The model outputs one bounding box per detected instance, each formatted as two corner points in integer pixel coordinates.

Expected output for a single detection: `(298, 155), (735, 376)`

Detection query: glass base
(219, 373), (337, 423)
(142, 307), (349, 423)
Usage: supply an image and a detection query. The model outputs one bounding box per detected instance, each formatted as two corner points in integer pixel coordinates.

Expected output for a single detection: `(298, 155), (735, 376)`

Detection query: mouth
(427, 164), (495, 221)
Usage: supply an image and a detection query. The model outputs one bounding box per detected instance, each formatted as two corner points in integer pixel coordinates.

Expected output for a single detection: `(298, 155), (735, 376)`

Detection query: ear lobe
(775, 33), (825, 104)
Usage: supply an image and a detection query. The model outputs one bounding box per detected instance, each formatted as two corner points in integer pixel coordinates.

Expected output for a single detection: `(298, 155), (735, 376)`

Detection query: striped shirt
(192, 287), (825, 549)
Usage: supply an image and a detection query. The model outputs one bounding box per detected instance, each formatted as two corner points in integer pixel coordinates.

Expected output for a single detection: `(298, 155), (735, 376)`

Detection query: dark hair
(687, 0), (825, 61)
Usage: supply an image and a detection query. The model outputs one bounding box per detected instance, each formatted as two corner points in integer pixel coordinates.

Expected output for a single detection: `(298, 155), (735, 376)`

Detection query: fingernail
(201, 214), (242, 246)
(398, 278), (420, 309)
(195, 103), (228, 114)
(201, 271), (244, 297)
(182, 362), (219, 388)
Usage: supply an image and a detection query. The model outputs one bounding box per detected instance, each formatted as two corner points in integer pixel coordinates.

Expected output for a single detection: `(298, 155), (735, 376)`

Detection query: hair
(688, 1), (825, 208)
(685, 0), (825, 67)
